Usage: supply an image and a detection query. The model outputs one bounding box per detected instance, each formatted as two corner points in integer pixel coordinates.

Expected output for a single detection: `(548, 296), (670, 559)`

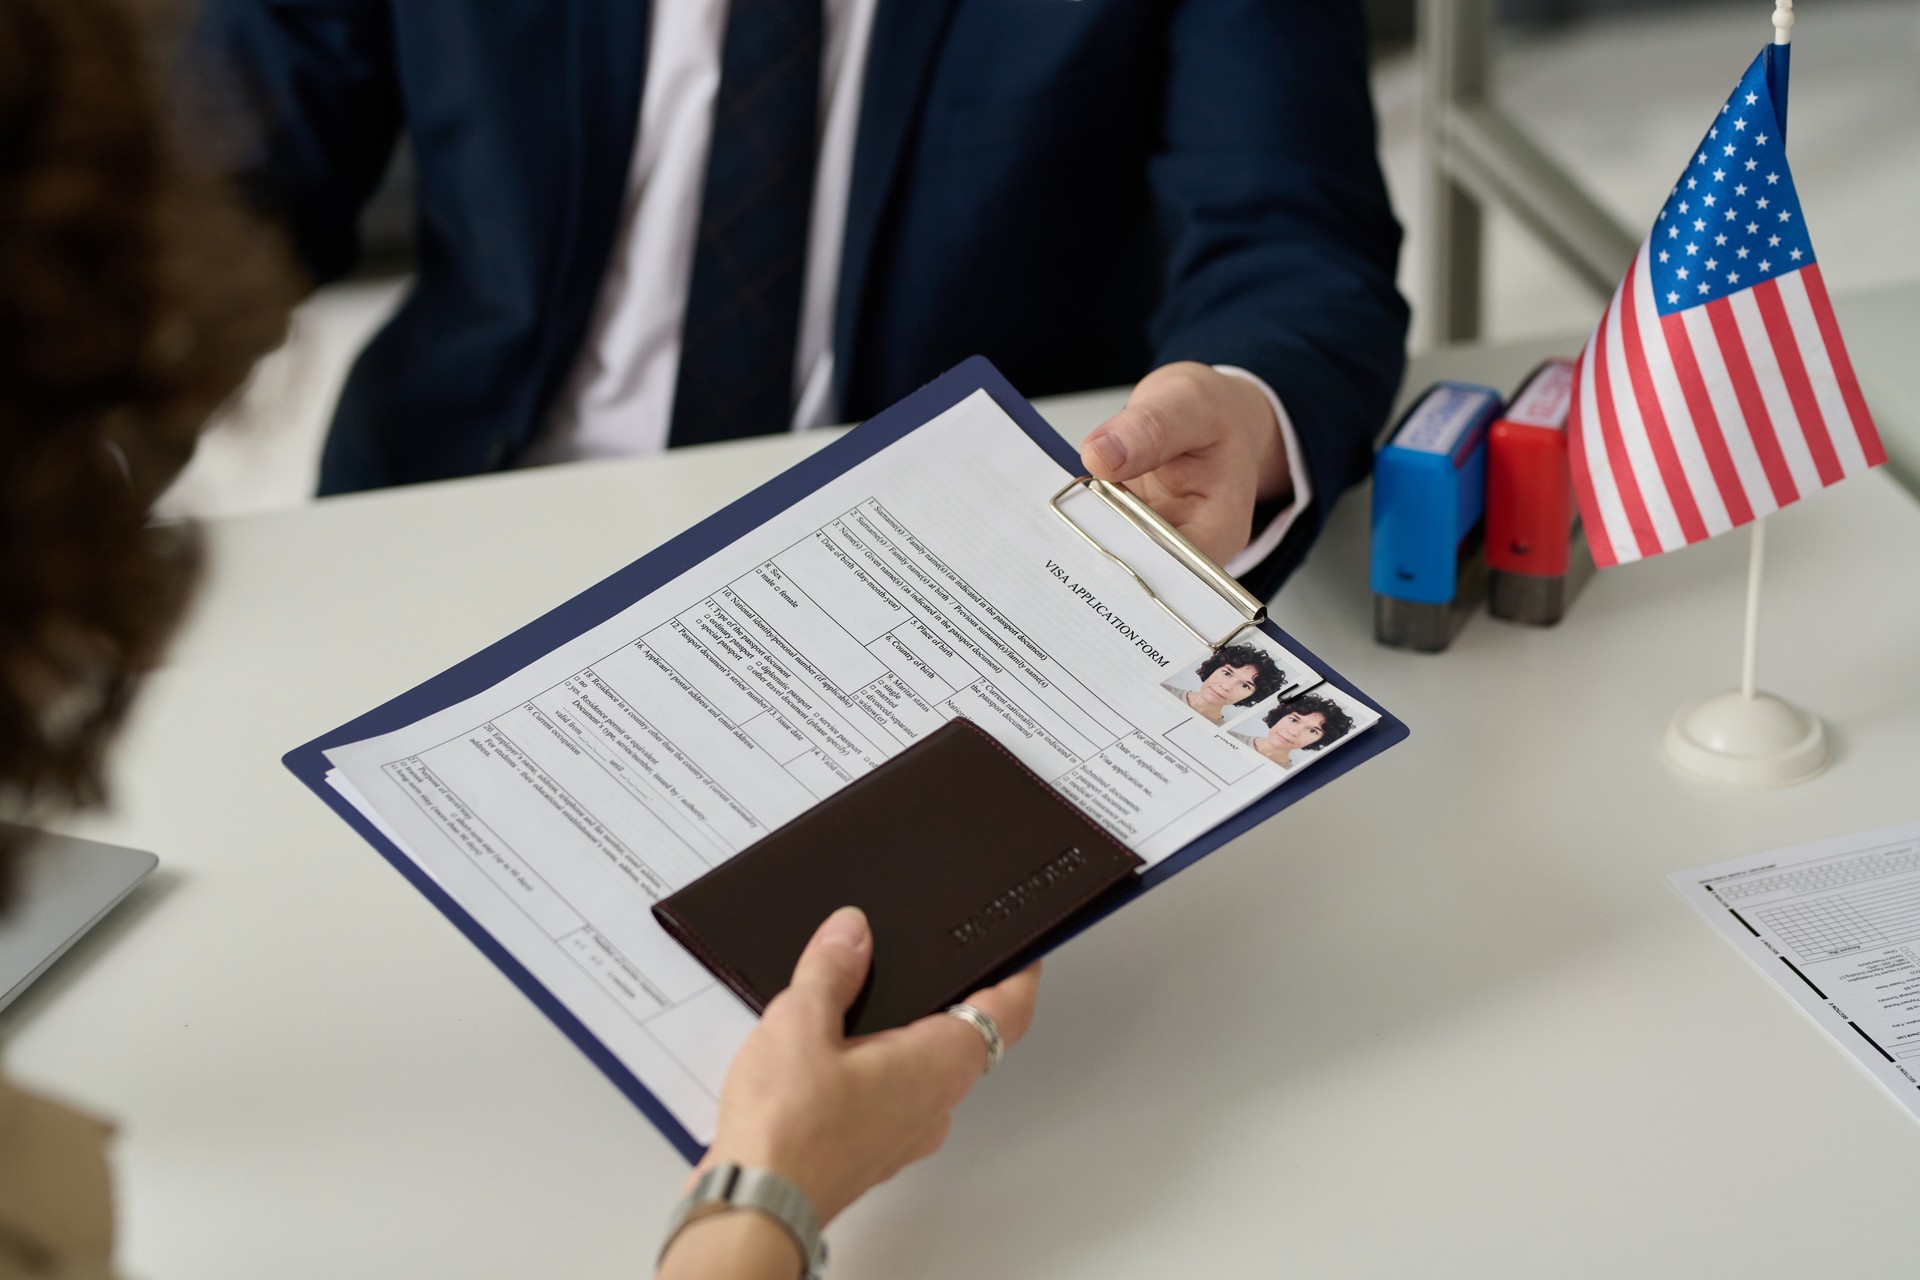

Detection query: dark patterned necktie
(668, 0), (824, 447)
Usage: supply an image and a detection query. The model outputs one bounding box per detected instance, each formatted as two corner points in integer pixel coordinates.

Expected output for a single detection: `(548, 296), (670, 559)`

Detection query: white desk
(10, 306), (1920, 1277)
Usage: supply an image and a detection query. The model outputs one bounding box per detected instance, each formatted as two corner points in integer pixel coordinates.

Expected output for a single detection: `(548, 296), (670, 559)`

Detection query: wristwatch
(659, 1162), (827, 1280)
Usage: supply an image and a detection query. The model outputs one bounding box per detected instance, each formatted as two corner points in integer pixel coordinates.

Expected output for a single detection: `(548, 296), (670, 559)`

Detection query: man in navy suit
(191, 0), (1406, 598)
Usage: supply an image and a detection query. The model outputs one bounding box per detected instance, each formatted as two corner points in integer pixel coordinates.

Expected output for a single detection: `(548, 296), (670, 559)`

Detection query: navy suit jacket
(192, 0), (1407, 597)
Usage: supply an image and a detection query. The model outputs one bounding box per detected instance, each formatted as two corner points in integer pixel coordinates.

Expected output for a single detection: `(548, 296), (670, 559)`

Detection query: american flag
(1568, 44), (1885, 569)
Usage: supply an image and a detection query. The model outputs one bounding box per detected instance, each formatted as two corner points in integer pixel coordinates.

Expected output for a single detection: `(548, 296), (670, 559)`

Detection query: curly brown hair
(0, 0), (293, 892)
(1263, 690), (1356, 751)
(1194, 642), (1287, 707)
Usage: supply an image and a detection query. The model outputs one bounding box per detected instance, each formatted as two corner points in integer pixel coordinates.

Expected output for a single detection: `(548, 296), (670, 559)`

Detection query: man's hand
(1079, 362), (1291, 568)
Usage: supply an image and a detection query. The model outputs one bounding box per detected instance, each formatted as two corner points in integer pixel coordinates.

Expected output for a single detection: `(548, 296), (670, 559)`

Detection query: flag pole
(1740, 519), (1763, 700)
(1732, 1), (1791, 704)
(1659, 0), (1827, 787)
(1733, 5), (1788, 704)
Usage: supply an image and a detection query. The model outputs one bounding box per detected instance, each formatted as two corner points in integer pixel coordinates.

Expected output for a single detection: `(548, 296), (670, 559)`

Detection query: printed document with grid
(1670, 820), (1920, 1122)
(323, 388), (1377, 1143)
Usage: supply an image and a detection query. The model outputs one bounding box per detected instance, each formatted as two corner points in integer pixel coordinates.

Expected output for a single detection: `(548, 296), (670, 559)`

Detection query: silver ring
(944, 1003), (1005, 1074)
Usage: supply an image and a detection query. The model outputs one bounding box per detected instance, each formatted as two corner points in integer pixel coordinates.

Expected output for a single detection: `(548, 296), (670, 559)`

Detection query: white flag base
(1662, 690), (1828, 788)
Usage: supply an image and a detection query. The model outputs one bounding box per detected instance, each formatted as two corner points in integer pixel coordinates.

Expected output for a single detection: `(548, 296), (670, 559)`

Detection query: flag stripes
(1709, 297), (1802, 501)
(1631, 255), (1735, 537)
(1659, 310), (1754, 528)
(1566, 46), (1884, 569)
(1573, 259), (1881, 569)
(1754, 280), (1841, 485)
(1673, 304), (1778, 517)
(1799, 264), (1885, 469)
(1620, 249), (1711, 544)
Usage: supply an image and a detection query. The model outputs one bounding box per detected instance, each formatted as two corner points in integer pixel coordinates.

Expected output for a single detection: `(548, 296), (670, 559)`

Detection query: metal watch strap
(660, 1162), (827, 1280)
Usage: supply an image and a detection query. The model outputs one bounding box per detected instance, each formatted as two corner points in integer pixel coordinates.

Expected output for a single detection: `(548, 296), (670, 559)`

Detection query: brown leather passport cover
(652, 718), (1144, 1036)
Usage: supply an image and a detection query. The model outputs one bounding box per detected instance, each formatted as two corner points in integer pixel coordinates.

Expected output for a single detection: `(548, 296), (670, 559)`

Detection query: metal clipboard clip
(1049, 475), (1267, 653)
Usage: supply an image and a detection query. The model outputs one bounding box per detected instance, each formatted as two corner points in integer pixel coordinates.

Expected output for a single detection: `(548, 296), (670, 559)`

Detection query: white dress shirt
(527, 0), (1308, 579)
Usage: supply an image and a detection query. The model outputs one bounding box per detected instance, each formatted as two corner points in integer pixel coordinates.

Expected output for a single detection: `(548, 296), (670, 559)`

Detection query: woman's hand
(698, 906), (1040, 1223)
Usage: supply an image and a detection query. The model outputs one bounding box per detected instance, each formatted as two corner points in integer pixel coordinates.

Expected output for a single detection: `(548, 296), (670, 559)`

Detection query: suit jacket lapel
(533, 1), (650, 420)
(834, 0), (961, 406)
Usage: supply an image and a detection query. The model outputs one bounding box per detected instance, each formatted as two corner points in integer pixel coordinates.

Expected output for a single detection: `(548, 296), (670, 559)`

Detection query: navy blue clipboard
(283, 356), (1408, 1162)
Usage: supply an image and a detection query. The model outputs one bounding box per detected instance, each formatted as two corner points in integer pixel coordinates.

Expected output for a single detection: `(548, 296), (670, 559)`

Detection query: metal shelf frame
(1417, 0), (1639, 342)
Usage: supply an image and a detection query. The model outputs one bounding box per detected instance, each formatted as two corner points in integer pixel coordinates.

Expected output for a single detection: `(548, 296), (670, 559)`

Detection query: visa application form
(322, 388), (1353, 1143)
(1670, 820), (1920, 1122)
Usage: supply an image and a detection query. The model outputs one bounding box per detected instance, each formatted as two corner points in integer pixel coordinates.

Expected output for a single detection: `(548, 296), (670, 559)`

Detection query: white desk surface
(10, 297), (1920, 1278)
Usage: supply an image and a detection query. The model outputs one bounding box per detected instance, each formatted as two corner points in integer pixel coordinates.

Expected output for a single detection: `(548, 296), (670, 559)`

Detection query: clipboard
(284, 356), (1407, 1160)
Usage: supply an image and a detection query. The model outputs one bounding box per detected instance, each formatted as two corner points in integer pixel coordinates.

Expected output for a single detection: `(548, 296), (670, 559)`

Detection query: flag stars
(1745, 91), (1758, 105)
(1734, 183), (1748, 196)
(1714, 233), (1727, 246)
(1766, 171), (1779, 184)
(1790, 247), (1803, 260)
(1701, 194), (1715, 207)
(1686, 242), (1699, 256)
(1745, 158), (1759, 171)
(1723, 142), (1737, 156)
(1667, 291), (1680, 304)
(1755, 133), (1769, 145)
(1669, 225), (1680, 239)
(1733, 117), (1748, 131)
(1779, 209), (1793, 222)
(1687, 177), (1698, 190)
(1736, 246), (1749, 259)
(1758, 259), (1771, 272)
(1705, 257), (1718, 271)
(1756, 197), (1769, 210)
(1725, 208), (1737, 221)
(1657, 249), (1671, 263)
(1698, 152), (1709, 165)
(1699, 282), (1711, 295)
(1713, 168), (1726, 182)
(1710, 126), (1720, 139)
(1677, 267), (1690, 280)
(1768, 234), (1781, 247)
(1727, 270), (1740, 283)
(1747, 221), (1759, 234)
(1694, 219), (1707, 231)
(1680, 199), (1692, 212)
